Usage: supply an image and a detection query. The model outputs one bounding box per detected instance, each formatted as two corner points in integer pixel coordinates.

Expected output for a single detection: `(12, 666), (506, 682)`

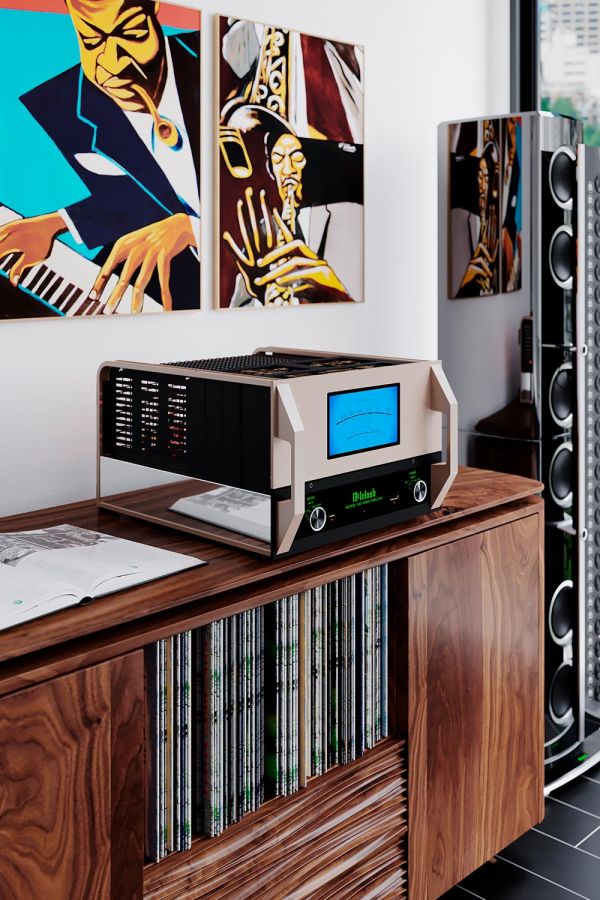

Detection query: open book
(0, 524), (205, 631)
(169, 486), (271, 543)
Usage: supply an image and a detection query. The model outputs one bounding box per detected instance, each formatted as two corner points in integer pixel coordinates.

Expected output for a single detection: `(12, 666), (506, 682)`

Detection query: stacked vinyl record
(144, 565), (389, 859)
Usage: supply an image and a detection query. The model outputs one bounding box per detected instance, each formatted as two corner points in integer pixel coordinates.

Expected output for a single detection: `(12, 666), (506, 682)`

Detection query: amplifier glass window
(328, 384), (400, 458)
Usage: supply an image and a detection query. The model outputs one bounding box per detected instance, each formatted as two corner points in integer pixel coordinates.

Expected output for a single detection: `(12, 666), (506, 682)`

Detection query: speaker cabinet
(438, 112), (600, 788)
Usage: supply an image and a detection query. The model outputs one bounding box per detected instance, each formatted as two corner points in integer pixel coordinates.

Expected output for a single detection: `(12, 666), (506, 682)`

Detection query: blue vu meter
(327, 384), (400, 458)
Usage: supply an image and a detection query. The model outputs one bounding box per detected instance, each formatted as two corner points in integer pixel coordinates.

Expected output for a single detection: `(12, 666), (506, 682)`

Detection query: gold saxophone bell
(129, 84), (181, 148)
(219, 127), (253, 179)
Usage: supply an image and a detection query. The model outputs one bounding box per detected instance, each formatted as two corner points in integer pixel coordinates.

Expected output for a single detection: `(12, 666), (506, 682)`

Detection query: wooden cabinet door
(408, 513), (544, 899)
(0, 652), (144, 900)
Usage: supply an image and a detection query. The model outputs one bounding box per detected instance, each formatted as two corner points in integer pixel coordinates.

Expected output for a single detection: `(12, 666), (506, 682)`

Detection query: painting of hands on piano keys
(0, 0), (200, 320)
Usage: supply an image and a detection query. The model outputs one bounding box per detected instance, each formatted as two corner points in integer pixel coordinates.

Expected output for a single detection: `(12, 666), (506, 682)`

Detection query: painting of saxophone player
(448, 117), (522, 299)
(0, 0), (200, 319)
(216, 16), (364, 309)
(501, 116), (522, 293)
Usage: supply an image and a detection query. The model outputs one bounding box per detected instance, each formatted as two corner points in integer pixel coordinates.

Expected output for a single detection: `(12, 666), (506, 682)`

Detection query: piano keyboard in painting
(0, 205), (162, 318)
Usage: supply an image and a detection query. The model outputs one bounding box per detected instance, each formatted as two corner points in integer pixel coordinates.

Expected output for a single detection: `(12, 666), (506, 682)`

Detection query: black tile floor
(441, 764), (600, 899)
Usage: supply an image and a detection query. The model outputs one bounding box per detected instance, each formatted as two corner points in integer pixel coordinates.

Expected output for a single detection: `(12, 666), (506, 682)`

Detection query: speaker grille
(549, 226), (575, 290)
(549, 146), (577, 210)
(549, 442), (573, 509)
(549, 662), (576, 725)
(549, 580), (575, 645)
(549, 363), (573, 428)
(579, 145), (600, 722)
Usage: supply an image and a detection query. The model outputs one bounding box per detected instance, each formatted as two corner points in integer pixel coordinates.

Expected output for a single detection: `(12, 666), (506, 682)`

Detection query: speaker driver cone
(549, 145), (577, 210)
(549, 225), (575, 290)
(549, 579), (574, 645)
(549, 362), (573, 428)
(549, 441), (573, 508)
(549, 661), (575, 726)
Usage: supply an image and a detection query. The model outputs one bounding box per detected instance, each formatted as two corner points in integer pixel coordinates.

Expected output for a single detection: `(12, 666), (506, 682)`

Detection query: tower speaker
(438, 112), (600, 788)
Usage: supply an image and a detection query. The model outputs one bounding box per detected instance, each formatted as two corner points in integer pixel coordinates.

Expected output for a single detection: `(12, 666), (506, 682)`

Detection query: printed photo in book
(0, 0), (200, 320)
(170, 485), (271, 543)
(216, 16), (364, 309)
(0, 523), (204, 630)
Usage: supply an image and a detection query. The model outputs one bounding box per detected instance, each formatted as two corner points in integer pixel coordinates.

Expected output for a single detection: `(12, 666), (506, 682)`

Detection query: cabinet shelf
(0, 469), (545, 899)
(144, 738), (407, 900)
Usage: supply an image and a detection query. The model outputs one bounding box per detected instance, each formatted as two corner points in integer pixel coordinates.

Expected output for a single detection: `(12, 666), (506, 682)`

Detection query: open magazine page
(0, 525), (205, 630)
(0, 563), (79, 628)
(170, 487), (271, 542)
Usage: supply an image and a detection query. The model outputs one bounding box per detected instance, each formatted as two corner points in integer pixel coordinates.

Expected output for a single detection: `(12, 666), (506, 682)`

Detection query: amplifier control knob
(309, 506), (327, 532)
(413, 480), (428, 503)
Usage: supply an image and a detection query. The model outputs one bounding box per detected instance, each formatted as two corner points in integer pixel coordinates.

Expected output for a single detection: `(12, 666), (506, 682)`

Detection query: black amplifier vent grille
(167, 381), (188, 460)
(140, 378), (160, 453)
(166, 354), (300, 372)
(114, 373), (134, 450)
(163, 353), (394, 378)
(102, 366), (272, 492)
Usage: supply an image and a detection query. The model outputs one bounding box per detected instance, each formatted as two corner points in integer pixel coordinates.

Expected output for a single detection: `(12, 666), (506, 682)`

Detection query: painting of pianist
(217, 17), (364, 308)
(0, 0), (200, 319)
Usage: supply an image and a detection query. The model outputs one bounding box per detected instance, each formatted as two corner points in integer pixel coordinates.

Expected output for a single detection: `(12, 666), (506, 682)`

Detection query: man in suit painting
(0, 0), (200, 312)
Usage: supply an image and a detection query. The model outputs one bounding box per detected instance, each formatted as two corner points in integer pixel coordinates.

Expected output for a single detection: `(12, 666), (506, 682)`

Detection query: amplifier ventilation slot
(114, 374), (134, 450)
(167, 381), (188, 459)
(140, 378), (160, 453)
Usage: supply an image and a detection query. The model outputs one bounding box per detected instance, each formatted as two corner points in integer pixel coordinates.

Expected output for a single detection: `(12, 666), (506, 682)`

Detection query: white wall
(0, 0), (511, 516)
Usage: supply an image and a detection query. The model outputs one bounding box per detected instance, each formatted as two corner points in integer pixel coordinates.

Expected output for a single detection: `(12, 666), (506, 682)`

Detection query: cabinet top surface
(0, 467), (542, 665)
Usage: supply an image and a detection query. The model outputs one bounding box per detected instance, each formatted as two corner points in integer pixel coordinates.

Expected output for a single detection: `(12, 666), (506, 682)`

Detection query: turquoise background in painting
(0, 8), (187, 258)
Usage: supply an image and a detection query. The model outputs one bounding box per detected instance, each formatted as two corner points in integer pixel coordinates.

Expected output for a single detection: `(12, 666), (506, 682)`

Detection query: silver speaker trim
(549, 440), (574, 509)
(576, 142), (587, 745)
(549, 144), (577, 211)
(545, 746), (600, 795)
(544, 717), (576, 750)
(549, 660), (576, 727)
(549, 224), (574, 291)
(549, 578), (575, 646)
(548, 361), (573, 429)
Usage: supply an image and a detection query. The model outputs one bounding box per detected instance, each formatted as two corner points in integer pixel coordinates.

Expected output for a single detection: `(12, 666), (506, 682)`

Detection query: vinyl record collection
(145, 565), (389, 862)
(145, 632), (193, 861)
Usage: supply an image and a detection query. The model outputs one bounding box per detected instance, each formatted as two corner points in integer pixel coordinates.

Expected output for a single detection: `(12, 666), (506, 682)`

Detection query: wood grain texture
(0, 495), (543, 703)
(0, 664), (112, 899)
(144, 739), (407, 900)
(0, 653), (144, 900)
(406, 552), (429, 900)
(478, 517), (544, 851)
(111, 653), (145, 900)
(408, 513), (543, 899)
(0, 470), (544, 900)
(0, 474), (544, 696)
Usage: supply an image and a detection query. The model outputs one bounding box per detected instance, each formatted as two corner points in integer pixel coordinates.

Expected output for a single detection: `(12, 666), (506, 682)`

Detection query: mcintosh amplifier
(97, 348), (457, 557)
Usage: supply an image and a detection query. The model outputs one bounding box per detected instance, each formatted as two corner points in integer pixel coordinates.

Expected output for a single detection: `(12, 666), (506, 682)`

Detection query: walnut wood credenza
(0, 467), (544, 900)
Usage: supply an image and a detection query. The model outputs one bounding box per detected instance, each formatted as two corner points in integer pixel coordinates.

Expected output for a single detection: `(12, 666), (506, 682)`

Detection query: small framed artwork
(448, 116), (522, 298)
(0, 0), (201, 319)
(215, 15), (364, 309)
